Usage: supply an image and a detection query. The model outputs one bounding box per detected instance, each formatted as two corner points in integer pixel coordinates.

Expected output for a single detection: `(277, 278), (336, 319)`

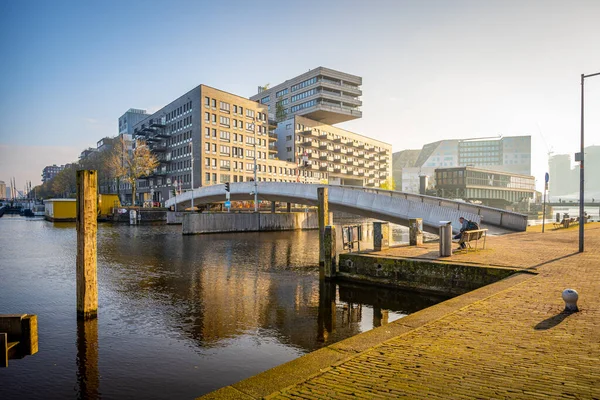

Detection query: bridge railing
(335, 185), (528, 231)
(166, 182), (528, 232)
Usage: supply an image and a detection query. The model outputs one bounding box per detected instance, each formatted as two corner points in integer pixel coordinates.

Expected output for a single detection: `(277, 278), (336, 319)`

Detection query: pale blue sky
(1, 0), (599, 189)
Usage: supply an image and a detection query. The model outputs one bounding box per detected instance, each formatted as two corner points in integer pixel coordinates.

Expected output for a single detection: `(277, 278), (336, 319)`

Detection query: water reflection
(1, 219), (449, 399)
(76, 319), (99, 400)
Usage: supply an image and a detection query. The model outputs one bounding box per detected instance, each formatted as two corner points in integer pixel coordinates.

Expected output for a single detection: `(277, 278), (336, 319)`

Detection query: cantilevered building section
(130, 85), (306, 206)
(274, 116), (392, 187)
(250, 67), (362, 125)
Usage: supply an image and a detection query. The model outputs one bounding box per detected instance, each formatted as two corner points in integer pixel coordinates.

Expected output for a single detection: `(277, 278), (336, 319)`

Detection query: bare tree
(108, 137), (158, 205)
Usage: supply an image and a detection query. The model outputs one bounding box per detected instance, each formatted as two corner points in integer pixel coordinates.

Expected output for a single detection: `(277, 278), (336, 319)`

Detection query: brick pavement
(201, 224), (600, 399)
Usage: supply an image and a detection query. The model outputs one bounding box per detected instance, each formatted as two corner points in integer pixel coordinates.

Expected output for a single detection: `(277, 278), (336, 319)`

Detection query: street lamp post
(579, 72), (600, 253)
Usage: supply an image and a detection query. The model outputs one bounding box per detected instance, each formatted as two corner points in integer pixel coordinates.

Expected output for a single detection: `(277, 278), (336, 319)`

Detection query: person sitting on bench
(454, 217), (469, 250)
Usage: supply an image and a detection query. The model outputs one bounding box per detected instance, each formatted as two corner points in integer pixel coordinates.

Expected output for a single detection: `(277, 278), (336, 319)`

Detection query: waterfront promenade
(202, 224), (600, 399)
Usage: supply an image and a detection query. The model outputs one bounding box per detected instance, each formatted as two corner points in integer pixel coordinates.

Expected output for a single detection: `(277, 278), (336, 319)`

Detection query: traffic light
(225, 182), (230, 192)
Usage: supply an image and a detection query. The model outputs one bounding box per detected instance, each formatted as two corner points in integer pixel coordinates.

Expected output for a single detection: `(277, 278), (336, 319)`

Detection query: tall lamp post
(579, 72), (600, 253)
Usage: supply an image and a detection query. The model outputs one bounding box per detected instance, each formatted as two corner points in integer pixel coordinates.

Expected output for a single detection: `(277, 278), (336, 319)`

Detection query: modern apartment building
(399, 136), (531, 193)
(131, 85), (307, 205)
(274, 115), (392, 187)
(42, 164), (65, 183)
(250, 67), (362, 125)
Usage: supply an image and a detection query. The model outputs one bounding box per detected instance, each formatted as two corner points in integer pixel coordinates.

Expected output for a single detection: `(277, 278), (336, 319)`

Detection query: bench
(458, 229), (488, 252)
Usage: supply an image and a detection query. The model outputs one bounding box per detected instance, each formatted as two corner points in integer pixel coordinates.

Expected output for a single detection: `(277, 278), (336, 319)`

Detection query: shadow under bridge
(164, 182), (528, 234)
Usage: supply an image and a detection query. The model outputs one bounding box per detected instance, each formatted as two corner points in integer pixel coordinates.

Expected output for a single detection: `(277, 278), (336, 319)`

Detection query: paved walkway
(201, 224), (600, 399)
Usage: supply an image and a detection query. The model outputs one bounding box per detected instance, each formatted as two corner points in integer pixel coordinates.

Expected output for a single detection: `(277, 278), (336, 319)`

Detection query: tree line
(33, 138), (159, 202)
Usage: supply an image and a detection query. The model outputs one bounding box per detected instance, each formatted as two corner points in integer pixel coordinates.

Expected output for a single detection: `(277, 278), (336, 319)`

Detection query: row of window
(261, 96), (270, 104)
(291, 77), (318, 92)
(168, 159), (192, 172)
(169, 116), (192, 133)
(291, 88), (318, 103)
(166, 101), (193, 122)
(290, 99), (317, 113)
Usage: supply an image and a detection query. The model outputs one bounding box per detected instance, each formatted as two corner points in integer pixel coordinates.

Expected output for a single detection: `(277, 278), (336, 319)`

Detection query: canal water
(0, 216), (447, 399)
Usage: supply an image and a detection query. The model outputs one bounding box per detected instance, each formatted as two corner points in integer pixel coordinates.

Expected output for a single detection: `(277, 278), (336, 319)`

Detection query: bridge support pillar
(271, 202), (276, 213)
(323, 226), (336, 280)
(286, 202), (291, 212)
(318, 187), (330, 267)
(373, 222), (389, 251)
(76, 170), (98, 320)
(409, 218), (423, 246)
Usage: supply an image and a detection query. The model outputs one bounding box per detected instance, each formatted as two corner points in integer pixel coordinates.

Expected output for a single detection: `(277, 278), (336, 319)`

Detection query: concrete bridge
(165, 182), (527, 234)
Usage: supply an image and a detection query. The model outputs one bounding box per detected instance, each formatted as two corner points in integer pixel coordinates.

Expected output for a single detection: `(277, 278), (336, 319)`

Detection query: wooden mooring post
(76, 170), (98, 320)
(317, 187), (330, 272)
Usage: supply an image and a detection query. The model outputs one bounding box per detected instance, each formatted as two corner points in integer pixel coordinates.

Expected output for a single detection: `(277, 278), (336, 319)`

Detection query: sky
(1, 0), (599, 191)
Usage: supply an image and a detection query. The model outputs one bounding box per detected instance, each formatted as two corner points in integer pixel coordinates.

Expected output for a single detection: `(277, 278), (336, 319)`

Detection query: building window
(219, 116), (230, 127)
(205, 97), (210, 106)
(291, 88), (317, 103)
(211, 114), (217, 123)
(219, 101), (230, 112)
(205, 127), (210, 138)
(219, 131), (230, 141)
(205, 112), (210, 121)
(211, 98), (216, 107)
(205, 172), (210, 182)
(261, 96), (270, 104)
(246, 109), (255, 118)
(290, 100), (317, 113)
(291, 77), (318, 92)
(276, 88), (288, 97)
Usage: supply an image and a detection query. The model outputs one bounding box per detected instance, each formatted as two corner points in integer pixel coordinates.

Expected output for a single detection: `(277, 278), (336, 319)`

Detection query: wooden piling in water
(76, 170), (98, 320)
(318, 187), (330, 272)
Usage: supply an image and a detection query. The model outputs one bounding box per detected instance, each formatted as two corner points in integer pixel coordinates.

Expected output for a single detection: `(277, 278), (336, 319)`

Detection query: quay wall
(183, 212), (332, 235)
(336, 253), (523, 295)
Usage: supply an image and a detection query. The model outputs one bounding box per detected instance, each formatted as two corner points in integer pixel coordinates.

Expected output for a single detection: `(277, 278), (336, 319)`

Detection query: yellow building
(44, 199), (76, 222)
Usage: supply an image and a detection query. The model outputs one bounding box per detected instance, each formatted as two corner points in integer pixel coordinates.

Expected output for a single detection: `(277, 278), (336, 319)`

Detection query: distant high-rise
(0, 181), (6, 199)
(549, 145), (600, 199)
(250, 67), (362, 125)
(42, 164), (65, 183)
(118, 108), (148, 137)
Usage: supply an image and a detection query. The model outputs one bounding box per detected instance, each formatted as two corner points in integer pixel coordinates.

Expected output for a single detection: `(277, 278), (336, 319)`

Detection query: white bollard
(562, 289), (579, 312)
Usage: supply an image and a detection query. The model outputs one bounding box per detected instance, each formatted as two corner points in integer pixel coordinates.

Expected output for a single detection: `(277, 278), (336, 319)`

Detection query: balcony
(150, 117), (167, 128)
(378, 164), (388, 171)
(157, 153), (172, 163)
(333, 148), (341, 153)
(319, 131), (328, 139)
(319, 143), (329, 150)
(358, 159), (365, 166)
(299, 129), (315, 137)
(333, 165), (342, 172)
(268, 132), (278, 140)
(379, 148), (388, 155)
(150, 144), (168, 152)
(340, 159), (347, 164)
